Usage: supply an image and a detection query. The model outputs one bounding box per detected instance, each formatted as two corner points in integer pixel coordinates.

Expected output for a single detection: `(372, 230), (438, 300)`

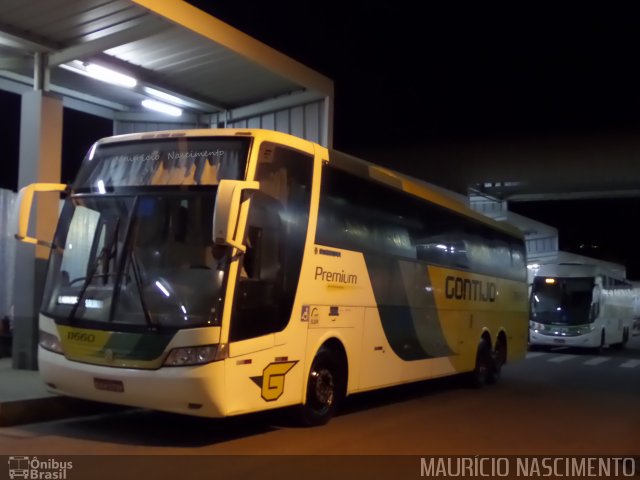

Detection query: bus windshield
(41, 136), (250, 330)
(530, 277), (594, 325)
(74, 136), (249, 191)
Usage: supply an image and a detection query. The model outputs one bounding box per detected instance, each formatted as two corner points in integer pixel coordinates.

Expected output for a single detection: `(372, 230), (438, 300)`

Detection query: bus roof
(93, 128), (524, 240)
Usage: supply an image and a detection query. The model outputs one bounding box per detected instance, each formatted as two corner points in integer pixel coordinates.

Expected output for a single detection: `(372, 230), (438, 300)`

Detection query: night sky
(2, 2), (640, 277)
(185, 2), (640, 278)
(188, 2), (640, 147)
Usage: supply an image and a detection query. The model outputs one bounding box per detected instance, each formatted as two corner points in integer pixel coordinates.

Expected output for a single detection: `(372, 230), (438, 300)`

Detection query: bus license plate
(94, 378), (124, 393)
(553, 338), (566, 344)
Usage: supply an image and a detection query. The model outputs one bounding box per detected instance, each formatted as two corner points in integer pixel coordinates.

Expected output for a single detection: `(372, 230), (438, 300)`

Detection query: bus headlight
(163, 344), (227, 366)
(39, 330), (63, 354)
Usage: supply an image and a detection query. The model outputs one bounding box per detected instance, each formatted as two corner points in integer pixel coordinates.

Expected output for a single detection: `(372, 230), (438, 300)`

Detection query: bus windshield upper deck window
(74, 137), (250, 191)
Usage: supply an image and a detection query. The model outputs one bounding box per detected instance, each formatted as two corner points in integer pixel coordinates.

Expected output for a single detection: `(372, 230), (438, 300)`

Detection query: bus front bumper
(529, 328), (600, 348)
(38, 347), (227, 417)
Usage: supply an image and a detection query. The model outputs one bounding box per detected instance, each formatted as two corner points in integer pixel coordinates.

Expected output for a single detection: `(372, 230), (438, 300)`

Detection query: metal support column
(12, 54), (62, 369)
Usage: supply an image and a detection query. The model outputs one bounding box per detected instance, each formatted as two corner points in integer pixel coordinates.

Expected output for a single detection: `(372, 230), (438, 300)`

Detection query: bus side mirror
(15, 182), (67, 247)
(213, 180), (259, 253)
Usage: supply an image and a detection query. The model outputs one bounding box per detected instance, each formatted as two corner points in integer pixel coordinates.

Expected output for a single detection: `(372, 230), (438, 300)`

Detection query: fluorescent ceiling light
(59, 63), (86, 75)
(142, 99), (182, 117)
(85, 63), (137, 88)
(144, 86), (182, 105)
(60, 62), (137, 88)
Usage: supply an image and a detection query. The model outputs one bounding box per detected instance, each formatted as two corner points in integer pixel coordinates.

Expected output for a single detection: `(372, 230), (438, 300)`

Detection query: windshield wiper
(67, 217), (120, 323)
(129, 248), (157, 329)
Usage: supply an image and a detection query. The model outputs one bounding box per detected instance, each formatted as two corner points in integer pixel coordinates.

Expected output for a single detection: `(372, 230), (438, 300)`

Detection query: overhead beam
(0, 70), (128, 111)
(0, 55), (32, 71)
(62, 96), (116, 120)
(0, 75), (31, 94)
(131, 0), (334, 97)
(0, 70), (116, 118)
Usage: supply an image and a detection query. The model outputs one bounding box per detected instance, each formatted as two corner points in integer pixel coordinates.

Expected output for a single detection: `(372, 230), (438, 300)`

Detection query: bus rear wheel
(468, 338), (492, 388)
(296, 348), (344, 426)
(489, 337), (507, 384)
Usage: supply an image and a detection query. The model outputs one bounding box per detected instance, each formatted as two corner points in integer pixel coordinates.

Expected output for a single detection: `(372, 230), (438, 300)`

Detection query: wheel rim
(310, 367), (335, 410)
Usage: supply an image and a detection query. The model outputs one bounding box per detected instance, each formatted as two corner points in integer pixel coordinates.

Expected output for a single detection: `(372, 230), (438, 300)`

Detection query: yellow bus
(17, 129), (528, 425)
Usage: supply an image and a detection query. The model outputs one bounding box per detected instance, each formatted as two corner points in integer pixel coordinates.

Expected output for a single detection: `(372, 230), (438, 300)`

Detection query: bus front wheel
(296, 348), (345, 426)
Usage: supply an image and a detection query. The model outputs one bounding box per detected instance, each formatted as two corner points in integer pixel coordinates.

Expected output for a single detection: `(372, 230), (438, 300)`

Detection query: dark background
(2, 2), (640, 277)
(188, 1), (640, 148)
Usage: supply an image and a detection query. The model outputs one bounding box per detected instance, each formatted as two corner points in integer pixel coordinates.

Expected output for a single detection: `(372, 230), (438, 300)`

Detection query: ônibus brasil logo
(7, 456), (73, 479)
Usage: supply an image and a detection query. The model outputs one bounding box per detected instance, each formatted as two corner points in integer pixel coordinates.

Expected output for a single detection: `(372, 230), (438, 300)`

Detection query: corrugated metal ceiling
(0, 0), (330, 114)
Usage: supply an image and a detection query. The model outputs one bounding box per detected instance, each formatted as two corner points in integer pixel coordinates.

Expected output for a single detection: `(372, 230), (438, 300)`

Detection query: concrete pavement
(0, 357), (117, 426)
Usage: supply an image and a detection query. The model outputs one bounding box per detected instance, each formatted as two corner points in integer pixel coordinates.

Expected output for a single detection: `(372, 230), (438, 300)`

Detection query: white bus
(529, 262), (635, 351)
(17, 129), (528, 425)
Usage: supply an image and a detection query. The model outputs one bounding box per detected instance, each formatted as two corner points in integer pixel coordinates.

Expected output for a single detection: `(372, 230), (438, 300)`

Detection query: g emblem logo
(250, 361), (298, 402)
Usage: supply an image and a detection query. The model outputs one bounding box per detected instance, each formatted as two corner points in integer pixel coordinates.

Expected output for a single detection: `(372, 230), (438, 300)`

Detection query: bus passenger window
(230, 143), (313, 342)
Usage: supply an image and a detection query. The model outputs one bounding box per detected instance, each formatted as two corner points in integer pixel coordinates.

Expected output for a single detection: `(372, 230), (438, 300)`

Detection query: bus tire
(489, 336), (507, 384)
(468, 338), (492, 388)
(296, 347), (344, 426)
(623, 327), (630, 346)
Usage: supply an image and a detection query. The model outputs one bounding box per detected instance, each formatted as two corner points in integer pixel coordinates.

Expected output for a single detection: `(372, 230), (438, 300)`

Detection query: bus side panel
(503, 311), (529, 362)
(358, 307), (404, 390)
(300, 247), (528, 394)
(601, 289), (635, 344)
(428, 265), (529, 369)
(305, 321), (363, 394)
(223, 335), (308, 416)
(297, 248), (374, 395)
(224, 293), (321, 415)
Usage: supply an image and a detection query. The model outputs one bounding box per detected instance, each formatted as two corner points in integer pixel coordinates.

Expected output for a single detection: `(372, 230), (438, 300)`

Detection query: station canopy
(0, 0), (333, 128)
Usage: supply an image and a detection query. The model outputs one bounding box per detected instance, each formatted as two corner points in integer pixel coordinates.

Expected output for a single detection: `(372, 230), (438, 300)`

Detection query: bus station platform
(0, 358), (118, 426)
